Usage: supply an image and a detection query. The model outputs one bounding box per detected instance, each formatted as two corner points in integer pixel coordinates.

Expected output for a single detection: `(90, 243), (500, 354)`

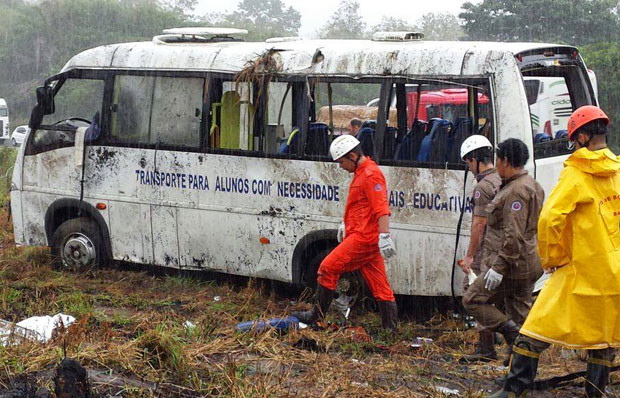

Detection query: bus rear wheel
(51, 217), (108, 272)
(302, 247), (367, 310)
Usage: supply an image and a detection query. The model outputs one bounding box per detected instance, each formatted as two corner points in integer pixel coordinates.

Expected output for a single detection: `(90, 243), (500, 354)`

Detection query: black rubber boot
(488, 344), (539, 398)
(292, 284), (334, 324)
(497, 320), (520, 346)
(377, 300), (398, 333)
(460, 330), (498, 363)
(585, 362), (611, 398)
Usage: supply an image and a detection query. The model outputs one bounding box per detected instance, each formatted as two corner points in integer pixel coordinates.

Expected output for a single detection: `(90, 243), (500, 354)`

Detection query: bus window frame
(25, 69), (109, 156)
(377, 76), (495, 170)
(521, 63), (593, 159)
(25, 69), (496, 169)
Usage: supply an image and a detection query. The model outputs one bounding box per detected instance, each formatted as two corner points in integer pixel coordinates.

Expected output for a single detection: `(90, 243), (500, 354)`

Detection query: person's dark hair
(496, 138), (529, 168)
(348, 144), (363, 156)
(577, 118), (608, 137)
(350, 118), (363, 129)
(464, 147), (493, 164)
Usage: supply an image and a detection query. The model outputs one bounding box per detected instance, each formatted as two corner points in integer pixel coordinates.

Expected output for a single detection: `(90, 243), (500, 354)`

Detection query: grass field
(0, 146), (616, 397)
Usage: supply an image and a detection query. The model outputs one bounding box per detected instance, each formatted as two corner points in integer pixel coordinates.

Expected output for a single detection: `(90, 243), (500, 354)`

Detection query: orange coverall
(317, 159), (395, 301)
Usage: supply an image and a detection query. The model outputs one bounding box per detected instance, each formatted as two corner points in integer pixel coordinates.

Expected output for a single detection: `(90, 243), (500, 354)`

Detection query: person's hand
(378, 233), (396, 259)
(484, 268), (503, 290)
(458, 256), (474, 274)
(337, 222), (345, 243)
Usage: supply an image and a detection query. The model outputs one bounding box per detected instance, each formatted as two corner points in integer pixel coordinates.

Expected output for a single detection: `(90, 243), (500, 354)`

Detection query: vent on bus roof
(153, 27), (248, 44)
(265, 37), (303, 43)
(372, 31), (424, 41)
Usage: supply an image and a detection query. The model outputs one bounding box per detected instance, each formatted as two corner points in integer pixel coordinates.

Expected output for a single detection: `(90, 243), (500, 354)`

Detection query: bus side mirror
(36, 86), (55, 115)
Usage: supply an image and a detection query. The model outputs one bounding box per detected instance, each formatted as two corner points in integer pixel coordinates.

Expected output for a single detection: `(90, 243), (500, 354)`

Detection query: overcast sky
(195, 0), (468, 37)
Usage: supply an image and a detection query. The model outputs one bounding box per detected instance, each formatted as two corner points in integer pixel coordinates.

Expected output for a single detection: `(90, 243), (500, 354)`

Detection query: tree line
(1, 0), (619, 150)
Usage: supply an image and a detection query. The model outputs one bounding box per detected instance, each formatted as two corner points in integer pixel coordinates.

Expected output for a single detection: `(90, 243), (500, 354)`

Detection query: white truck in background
(0, 99), (9, 143)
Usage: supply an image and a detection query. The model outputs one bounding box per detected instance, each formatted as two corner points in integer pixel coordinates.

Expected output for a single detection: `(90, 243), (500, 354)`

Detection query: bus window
(110, 75), (203, 149)
(314, 81), (382, 159)
(518, 48), (595, 159)
(388, 80), (493, 168)
(265, 82), (292, 155)
(30, 78), (104, 152)
(205, 80), (257, 153)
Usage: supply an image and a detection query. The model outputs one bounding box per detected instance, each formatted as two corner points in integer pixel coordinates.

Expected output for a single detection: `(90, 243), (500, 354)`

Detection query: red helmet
(567, 105), (609, 140)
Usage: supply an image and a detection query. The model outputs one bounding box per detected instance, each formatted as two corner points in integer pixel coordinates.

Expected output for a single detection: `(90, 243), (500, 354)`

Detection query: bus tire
(51, 217), (108, 272)
(302, 247), (367, 310)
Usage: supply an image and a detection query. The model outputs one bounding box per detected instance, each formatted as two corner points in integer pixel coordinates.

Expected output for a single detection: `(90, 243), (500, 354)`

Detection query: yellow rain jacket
(521, 148), (620, 349)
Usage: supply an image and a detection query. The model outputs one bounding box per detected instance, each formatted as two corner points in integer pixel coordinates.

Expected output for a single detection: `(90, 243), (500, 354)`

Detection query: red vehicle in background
(405, 88), (490, 126)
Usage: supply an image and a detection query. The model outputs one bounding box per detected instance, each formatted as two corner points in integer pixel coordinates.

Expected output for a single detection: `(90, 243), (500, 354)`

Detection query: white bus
(10, 29), (597, 301)
(0, 99), (9, 142)
(526, 70), (598, 139)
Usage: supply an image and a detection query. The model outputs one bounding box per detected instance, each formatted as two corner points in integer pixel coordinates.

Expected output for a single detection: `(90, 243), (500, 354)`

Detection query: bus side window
(391, 81), (493, 167)
(110, 75), (203, 149)
(110, 75), (153, 144)
(29, 77), (104, 153)
(151, 77), (203, 148)
(209, 81), (254, 152)
(266, 82), (292, 155)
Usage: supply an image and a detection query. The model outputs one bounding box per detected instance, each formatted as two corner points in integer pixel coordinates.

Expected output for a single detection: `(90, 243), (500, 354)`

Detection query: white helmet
(330, 135), (361, 160)
(460, 135), (493, 161)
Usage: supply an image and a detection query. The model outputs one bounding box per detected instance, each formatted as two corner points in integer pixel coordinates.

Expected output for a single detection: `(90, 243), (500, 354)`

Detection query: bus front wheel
(51, 217), (108, 272)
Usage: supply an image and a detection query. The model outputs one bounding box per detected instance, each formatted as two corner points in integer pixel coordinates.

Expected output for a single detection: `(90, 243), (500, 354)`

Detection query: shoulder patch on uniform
(474, 190), (481, 199)
(374, 183), (382, 191)
(511, 201), (522, 211)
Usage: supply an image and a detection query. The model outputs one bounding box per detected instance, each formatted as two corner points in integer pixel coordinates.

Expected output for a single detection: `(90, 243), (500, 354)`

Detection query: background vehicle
(10, 125), (29, 146)
(0, 99), (9, 143)
(11, 29), (597, 300)
(525, 70), (598, 138)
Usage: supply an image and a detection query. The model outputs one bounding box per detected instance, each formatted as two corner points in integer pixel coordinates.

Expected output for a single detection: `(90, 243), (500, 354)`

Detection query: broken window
(110, 75), (203, 148)
(204, 77), (261, 153)
(518, 48), (596, 159)
(386, 79), (494, 168)
(308, 80), (382, 160)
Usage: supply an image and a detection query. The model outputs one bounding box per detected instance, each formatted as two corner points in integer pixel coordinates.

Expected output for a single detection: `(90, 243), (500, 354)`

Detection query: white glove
(337, 222), (345, 243)
(378, 233), (396, 259)
(484, 268), (503, 290)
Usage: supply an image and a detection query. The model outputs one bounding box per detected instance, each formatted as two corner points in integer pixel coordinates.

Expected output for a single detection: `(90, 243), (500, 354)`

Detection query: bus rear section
(517, 46), (598, 195)
(0, 99), (9, 142)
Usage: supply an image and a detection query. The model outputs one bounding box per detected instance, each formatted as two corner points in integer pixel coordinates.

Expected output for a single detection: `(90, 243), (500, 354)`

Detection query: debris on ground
(434, 385), (461, 396)
(410, 337), (433, 348)
(0, 313), (75, 345)
(236, 316), (299, 333)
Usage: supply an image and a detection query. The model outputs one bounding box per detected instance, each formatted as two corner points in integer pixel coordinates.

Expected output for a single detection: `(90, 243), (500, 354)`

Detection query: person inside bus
(457, 135), (502, 363)
(489, 106), (619, 398)
(462, 138), (544, 367)
(292, 135), (399, 332)
(346, 118), (362, 136)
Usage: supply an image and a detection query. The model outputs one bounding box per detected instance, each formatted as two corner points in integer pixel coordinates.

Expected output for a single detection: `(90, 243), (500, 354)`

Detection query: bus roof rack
(153, 27), (248, 44)
(372, 31), (424, 42)
(265, 37), (303, 43)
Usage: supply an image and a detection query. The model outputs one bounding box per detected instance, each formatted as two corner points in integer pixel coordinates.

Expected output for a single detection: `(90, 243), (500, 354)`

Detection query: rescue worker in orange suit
(292, 135), (398, 332)
(457, 135), (502, 363)
(462, 138), (544, 366)
(490, 106), (619, 398)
